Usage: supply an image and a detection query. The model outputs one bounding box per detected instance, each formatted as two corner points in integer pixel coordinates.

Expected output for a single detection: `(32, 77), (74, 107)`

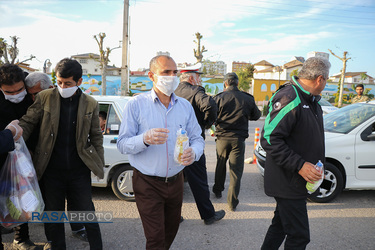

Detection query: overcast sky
(1, 0), (374, 77)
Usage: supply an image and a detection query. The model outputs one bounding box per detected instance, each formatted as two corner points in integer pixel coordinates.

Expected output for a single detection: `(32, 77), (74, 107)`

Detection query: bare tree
(93, 32), (120, 95)
(0, 36), (35, 65)
(328, 49), (351, 108)
(193, 32), (207, 63)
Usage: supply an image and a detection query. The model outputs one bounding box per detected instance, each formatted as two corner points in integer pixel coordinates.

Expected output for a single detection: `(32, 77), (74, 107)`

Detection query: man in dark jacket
(212, 72), (261, 211)
(260, 57), (330, 249)
(0, 64), (37, 250)
(20, 58), (104, 250)
(175, 65), (225, 225)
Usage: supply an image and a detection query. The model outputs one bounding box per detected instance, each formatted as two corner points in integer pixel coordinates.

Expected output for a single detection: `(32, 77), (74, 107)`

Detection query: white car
(255, 101), (375, 203)
(319, 98), (339, 115)
(91, 95), (134, 201)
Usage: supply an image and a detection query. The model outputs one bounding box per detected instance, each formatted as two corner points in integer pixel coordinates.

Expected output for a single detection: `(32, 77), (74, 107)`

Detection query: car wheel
(111, 165), (135, 201)
(308, 162), (344, 203)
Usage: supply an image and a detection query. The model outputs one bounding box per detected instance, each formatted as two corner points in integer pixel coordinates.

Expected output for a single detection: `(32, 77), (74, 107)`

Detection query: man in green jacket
(20, 58), (104, 250)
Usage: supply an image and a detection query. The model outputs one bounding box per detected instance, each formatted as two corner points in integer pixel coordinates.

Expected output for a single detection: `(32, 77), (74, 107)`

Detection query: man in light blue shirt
(117, 55), (204, 249)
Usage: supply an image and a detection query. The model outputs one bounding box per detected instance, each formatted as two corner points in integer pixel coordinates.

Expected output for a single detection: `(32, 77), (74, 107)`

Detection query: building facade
(202, 60), (227, 76)
(232, 61), (251, 72)
(71, 53), (121, 76)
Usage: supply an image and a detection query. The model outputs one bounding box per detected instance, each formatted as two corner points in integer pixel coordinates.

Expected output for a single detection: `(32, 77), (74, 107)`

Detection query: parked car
(91, 95), (135, 201)
(319, 98), (338, 115)
(255, 101), (375, 203)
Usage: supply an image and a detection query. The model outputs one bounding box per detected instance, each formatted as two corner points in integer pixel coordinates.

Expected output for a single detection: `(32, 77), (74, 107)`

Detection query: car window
(106, 104), (121, 135)
(324, 103), (375, 133)
(319, 98), (333, 107)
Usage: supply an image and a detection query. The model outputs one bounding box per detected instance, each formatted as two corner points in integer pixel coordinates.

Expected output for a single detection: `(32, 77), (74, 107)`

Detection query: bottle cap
(181, 130), (186, 134)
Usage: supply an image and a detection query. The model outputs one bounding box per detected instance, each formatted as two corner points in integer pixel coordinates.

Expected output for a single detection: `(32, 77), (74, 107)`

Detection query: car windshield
(319, 98), (333, 106)
(324, 103), (375, 134)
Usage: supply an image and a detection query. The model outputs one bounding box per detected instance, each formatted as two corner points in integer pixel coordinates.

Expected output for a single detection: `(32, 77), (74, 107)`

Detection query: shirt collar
(151, 88), (178, 106)
(292, 76), (311, 95)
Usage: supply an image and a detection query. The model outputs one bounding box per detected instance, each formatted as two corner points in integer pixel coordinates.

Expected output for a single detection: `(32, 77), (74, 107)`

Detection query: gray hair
(25, 72), (53, 90)
(149, 55), (174, 73)
(179, 72), (194, 83)
(298, 57), (331, 80)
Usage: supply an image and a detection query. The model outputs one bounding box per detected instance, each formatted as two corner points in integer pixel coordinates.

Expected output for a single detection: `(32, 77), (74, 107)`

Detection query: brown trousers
(133, 169), (184, 250)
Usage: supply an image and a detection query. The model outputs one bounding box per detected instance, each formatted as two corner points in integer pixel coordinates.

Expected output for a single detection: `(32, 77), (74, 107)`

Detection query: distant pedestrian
(260, 57), (330, 249)
(351, 83), (369, 103)
(175, 64), (225, 225)
(212, 72), (261, 211)
(117, 55), (204, 249)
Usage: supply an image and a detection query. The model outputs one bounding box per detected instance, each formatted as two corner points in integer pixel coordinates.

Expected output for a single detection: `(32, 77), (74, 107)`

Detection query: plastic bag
(0, 137), (44, 228)
(174, 128), (189, 165)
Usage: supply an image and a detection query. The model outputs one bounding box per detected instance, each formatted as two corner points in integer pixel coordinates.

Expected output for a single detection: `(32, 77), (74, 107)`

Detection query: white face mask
(2, 89), (27, 103)
(154, 75), (179, 96)
(57, 85), (78, 98)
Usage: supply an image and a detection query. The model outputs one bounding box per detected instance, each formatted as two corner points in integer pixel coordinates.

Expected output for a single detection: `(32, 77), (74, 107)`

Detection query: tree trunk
(101, 64), (107, 96)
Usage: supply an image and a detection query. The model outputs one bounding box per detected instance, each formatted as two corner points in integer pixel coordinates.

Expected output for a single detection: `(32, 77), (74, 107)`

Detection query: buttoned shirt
(117, 89), (204, 177)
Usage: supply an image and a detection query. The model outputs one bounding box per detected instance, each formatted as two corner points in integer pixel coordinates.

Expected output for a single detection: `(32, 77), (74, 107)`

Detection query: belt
(143, 171), (182, 183)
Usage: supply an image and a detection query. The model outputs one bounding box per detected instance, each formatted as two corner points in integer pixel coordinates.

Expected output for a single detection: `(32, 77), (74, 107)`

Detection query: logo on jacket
(273, 102), (281, 111)
(303, 105), (310, 109)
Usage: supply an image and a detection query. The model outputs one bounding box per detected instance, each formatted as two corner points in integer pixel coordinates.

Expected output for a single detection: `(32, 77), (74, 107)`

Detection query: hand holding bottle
(180, 148), (196, 166)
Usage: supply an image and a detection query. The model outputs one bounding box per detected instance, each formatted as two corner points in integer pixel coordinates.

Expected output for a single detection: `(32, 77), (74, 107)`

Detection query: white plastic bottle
(174, 128), (189, 165)
(306, 160), (324, 194)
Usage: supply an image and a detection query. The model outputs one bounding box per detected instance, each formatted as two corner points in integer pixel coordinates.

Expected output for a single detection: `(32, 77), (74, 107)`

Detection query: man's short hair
(356, 84), (364, 89)
(224, 72), (239, 86)
(0, 64), (25, 87)
(149, 55), (173, 73)
(55, 58), (82, 82)
(298, 57), (331, 80)
(25, 72), (53, 90)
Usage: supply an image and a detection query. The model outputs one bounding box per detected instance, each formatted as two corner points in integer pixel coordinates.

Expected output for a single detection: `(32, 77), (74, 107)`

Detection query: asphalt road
(3, 119), (375, 249)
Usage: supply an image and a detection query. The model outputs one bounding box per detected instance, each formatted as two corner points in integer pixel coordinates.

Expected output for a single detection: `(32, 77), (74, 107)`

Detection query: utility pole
(120, 0), (130, 96)
(328, 49), (351, 108)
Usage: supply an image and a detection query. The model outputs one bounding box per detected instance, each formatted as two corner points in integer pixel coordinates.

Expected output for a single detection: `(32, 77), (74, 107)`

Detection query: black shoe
(72, 229), (88, 242)
(213, 191), (222, 198)
(204, 210), (226, 225)
(180, 216), (184, 223)
(229, 206), (237, 211)
(12, 239), (38, 250)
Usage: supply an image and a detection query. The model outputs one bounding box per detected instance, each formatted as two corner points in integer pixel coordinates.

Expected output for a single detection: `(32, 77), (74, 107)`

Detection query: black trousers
(261, 197), (310, 250)
(213, 138), (245, 209)
(184, 154), (215, 220)
(40, 167), (102, 250)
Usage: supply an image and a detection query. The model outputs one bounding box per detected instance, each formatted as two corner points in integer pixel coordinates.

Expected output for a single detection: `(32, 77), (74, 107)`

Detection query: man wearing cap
(175, 64), (225, 225)
(212, 72), (261, 211)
